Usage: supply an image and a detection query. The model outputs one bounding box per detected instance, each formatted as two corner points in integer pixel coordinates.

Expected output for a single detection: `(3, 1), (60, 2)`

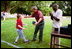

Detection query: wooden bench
(50, 33), (71, 48)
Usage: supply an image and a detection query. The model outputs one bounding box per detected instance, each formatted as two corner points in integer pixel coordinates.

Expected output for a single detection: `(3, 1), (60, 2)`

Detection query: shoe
(38, 40), (43, 43)
(24, 40), (30, 43)
(31, 39), (36, 42)
(13, 42), (17, 43)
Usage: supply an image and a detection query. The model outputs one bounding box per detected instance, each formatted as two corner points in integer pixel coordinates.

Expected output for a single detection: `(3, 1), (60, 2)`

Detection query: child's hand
(22, 28), (26, 30)
(23, 24), (28, 26)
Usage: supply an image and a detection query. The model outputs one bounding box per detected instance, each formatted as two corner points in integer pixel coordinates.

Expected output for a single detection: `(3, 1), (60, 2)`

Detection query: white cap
(31, 6), (38, 10)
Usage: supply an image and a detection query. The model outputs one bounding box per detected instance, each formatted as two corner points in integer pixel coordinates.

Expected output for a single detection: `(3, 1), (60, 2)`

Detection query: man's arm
(24, 13), (35, 18)
(35, 18), (43, 25)
(24, 15), (32, 18)
(35, 11), (43, 25)
(50, 13), (53, 20)
(50, 13), (60, 21)
(52, 16), (60, 21)
(37, 18), (42, 23)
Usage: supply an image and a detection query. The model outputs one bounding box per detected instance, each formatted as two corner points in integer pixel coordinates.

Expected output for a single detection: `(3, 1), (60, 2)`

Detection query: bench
(50, 33), (71, 48)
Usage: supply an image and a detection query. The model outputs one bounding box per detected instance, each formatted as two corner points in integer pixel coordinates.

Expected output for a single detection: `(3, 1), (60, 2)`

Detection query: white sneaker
(24, 40), (30, 43)
(13, 42), (17, 43)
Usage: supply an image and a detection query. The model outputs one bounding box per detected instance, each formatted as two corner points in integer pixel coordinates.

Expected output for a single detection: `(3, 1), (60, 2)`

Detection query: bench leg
(50, 35), (52, 48)
(50, 35), (60, 48)
(50, 35), (55, 48)
(53, 36), (55, 48)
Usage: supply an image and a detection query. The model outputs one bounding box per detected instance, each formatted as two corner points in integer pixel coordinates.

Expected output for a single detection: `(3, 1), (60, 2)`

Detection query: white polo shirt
(52, 9), (63, 28)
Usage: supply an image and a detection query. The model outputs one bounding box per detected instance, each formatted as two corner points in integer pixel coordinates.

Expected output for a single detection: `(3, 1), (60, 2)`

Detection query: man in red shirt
(24, 6), (44, 43)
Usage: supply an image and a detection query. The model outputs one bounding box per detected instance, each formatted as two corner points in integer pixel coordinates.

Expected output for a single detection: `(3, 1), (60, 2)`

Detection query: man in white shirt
(50, 4), (63, 48)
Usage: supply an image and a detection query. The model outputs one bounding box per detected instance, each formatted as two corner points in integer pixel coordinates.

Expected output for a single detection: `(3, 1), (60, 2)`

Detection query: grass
(1, 42), (15, 48)
(1, 17), (71, 48)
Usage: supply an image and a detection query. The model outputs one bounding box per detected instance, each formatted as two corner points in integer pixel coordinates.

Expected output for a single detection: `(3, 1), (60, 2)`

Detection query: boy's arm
(18, 25), (26, 29)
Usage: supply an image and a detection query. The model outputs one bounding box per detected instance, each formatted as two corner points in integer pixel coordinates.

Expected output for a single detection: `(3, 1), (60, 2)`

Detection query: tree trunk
(4, 1), (8, 12)
(4, 1), (10, 13)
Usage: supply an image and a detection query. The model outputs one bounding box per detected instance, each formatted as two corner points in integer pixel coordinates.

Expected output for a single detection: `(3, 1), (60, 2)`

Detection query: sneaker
(38, 41), (42, 43)
(37, 40), (43, 43)
(24, 40), (30, 43)
(13, 42), (17, 43)
(31, 39), (36, 42)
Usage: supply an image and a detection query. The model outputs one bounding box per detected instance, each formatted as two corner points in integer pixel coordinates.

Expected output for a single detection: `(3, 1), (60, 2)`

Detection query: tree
(50, 1), (71, 16)
(1, 1), (71, 16)
(1, 1), (54, 16)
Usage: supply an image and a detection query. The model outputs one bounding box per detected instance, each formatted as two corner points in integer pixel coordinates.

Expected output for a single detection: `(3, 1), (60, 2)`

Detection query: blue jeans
(15, 29), (27, 42)
(17, 29), (25, 39)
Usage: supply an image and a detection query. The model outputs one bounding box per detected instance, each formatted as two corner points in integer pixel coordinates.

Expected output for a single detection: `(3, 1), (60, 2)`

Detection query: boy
(14, 14), (29, 43)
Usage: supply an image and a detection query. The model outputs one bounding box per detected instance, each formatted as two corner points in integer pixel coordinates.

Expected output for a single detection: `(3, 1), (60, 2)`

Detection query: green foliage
(1, 1), (71, 16)
(51, 1), (71, 16)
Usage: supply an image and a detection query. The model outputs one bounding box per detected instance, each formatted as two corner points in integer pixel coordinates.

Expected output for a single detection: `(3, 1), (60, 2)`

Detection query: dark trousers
(33, 21), (44, 41)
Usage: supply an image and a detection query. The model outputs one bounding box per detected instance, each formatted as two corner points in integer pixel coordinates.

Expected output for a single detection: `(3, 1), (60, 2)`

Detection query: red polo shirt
(31, 10), (44, 22)
(16, 18), (23, 29)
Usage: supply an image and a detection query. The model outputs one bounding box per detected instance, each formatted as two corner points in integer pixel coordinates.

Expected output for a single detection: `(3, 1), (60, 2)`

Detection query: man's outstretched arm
(24, 15), (32, 18)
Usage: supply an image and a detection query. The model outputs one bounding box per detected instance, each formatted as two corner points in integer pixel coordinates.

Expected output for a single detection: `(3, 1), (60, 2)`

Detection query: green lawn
(1, 17), (71, 48)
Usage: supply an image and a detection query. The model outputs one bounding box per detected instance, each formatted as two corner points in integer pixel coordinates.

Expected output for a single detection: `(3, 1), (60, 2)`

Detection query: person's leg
(51, 27), (55, 48)
(4, 16), (5, 21)
(15, 36), (19, 42)
(51, 28), (59, 48)
(58, 28), (60, 44)
(14, 29), (20, 43)
(18, 29), (28, 41)
(32, 25), (39, 41)
(51, 27), (60, 48)
(39, 21), (44, 42)
(39, 23), (44, 42)
(54, 28), (60, 48)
